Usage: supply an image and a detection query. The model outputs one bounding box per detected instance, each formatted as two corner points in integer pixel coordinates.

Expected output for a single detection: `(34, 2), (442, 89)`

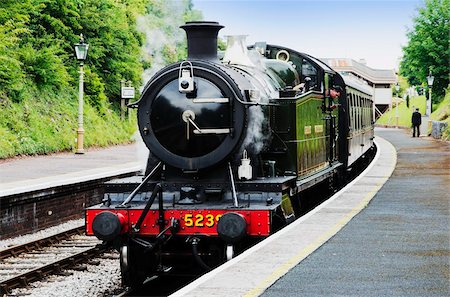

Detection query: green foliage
(0, 0), (203, 158)
(218, 37), (227, 51)
(19, 44), (70, 90)
(83, 68), (108, 113)
(0, 0), (146, 104)
(0, 11), (28, 101)
(400, 0), (450, 101)
(78, 0), (145, 102)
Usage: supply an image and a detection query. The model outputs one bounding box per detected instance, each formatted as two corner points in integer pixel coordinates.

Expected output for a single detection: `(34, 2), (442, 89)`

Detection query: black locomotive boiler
(85, 21), (375, 287)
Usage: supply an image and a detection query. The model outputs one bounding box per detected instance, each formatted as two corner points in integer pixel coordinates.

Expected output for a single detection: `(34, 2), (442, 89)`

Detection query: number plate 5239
(184, 213), (222, 228)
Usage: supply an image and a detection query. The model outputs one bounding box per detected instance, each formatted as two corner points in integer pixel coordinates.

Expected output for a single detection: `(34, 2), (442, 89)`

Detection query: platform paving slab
(171, 134), (397, 297)
(0, 142), (146, 197)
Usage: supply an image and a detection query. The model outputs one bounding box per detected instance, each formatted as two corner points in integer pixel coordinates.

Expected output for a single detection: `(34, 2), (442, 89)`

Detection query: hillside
(0, 0), (201, 159)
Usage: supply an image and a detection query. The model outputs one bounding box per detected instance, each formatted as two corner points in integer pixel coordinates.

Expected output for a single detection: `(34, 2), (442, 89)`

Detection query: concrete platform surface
(0, 142), (146, 197)
(171, 132), (399, 297)
(260, 129), (449, 297)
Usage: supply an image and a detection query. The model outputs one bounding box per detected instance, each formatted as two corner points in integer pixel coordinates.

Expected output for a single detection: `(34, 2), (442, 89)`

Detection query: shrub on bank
(0, 87), (136, 159)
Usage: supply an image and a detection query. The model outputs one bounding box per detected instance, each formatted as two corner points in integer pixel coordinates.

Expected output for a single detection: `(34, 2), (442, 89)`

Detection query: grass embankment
(376, 93), (449, 140)
(0, 88), (136, 159)
(376, 95), (426, 128)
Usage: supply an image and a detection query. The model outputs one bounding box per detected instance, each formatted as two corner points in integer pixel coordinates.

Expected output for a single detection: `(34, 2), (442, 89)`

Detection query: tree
(400, 0), (449, 101)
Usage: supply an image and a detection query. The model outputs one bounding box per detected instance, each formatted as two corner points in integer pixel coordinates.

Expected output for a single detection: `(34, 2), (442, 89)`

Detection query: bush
(430, 89), (450, 140)
(0, 87), (136, 158)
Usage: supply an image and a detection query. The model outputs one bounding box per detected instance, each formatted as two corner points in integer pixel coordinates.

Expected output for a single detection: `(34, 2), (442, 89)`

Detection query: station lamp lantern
(395, 82), (400, 94)
(427, 70), (435, 87)
(74, 34), (89, 62)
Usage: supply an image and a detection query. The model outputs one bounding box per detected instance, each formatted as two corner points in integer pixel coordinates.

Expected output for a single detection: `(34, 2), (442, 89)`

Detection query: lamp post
(74, 34), (89, 154)
(395, 82), (400, 128)
(426, 70), (434, 116)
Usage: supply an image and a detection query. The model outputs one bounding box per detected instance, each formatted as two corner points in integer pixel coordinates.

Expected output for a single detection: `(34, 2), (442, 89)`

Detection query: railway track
(0, 226), (107, 295)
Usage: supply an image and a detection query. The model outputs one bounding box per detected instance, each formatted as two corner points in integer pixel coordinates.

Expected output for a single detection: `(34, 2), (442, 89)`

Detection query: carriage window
(349, 94), (353, 130)
(357, 95), (361, 130)
(361, 98), (364, 128)
(365, 99), (368, 127)
(366, 99), (369, 127)
(363, 99), (366, 127)
(352, 94), (356, 130)
(361, 96), (364, 130)
(354, 94), (357, 130)
(301, 59), (318, 91)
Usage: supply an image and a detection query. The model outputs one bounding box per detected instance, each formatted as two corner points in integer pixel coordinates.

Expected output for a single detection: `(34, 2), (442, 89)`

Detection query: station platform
(172, 128), (449, 297)
(0, 142), (144, 197)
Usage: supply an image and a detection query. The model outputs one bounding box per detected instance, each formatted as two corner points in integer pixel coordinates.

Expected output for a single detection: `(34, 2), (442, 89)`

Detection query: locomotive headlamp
(179, 61), (195, 93)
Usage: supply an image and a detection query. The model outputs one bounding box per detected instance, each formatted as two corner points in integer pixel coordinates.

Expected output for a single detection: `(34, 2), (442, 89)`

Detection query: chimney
(180, 21), (224, 61)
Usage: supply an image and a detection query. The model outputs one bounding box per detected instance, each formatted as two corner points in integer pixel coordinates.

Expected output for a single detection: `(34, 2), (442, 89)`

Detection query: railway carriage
(85, 22), (375, 287)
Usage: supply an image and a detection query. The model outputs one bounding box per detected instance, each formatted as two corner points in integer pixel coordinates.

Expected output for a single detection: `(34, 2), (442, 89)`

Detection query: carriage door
(324, 73), (338, 162)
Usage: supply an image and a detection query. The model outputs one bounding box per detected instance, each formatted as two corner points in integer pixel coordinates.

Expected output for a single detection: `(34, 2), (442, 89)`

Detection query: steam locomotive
(85, 21), (374, 287)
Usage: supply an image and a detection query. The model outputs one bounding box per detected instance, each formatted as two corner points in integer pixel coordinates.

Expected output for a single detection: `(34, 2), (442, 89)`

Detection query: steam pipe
(228, 162), (239, 207)
(191, 238), (211, 271)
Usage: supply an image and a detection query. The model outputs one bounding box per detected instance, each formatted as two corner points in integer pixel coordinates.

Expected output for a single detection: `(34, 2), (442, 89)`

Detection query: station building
(321, 58), (397, 116)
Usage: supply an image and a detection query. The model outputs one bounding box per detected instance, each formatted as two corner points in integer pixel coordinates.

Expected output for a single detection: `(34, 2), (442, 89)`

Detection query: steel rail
(0, 226), (84, 260)
(0, 244), (108, 295)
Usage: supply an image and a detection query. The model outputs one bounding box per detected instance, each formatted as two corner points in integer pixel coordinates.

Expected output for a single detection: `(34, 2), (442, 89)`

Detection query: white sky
(192, 0), (423, 70)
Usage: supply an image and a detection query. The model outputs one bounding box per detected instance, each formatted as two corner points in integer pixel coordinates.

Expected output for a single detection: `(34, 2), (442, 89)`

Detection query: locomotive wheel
(203, 242), (224, 268)
(120, 244), (154, 288)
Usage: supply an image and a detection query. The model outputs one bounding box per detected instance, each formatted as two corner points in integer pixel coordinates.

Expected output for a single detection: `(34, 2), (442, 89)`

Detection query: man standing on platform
(411, 108), (422, 137)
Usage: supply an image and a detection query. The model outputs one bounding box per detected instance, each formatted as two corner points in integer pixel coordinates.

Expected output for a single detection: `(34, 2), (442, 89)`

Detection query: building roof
(320, 58), (396, 85)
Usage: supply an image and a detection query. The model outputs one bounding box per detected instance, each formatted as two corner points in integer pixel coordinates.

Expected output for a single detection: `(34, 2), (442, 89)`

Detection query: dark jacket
(412, 111), (422, 126)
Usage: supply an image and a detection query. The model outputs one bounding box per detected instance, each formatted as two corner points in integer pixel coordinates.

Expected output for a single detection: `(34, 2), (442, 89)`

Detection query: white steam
(134, 1), (193, 169)
(237, 48), (277, 155)
(136, 1), (186, 88)
(131, 130), (148, 173)
(242, 105), (271, 154)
